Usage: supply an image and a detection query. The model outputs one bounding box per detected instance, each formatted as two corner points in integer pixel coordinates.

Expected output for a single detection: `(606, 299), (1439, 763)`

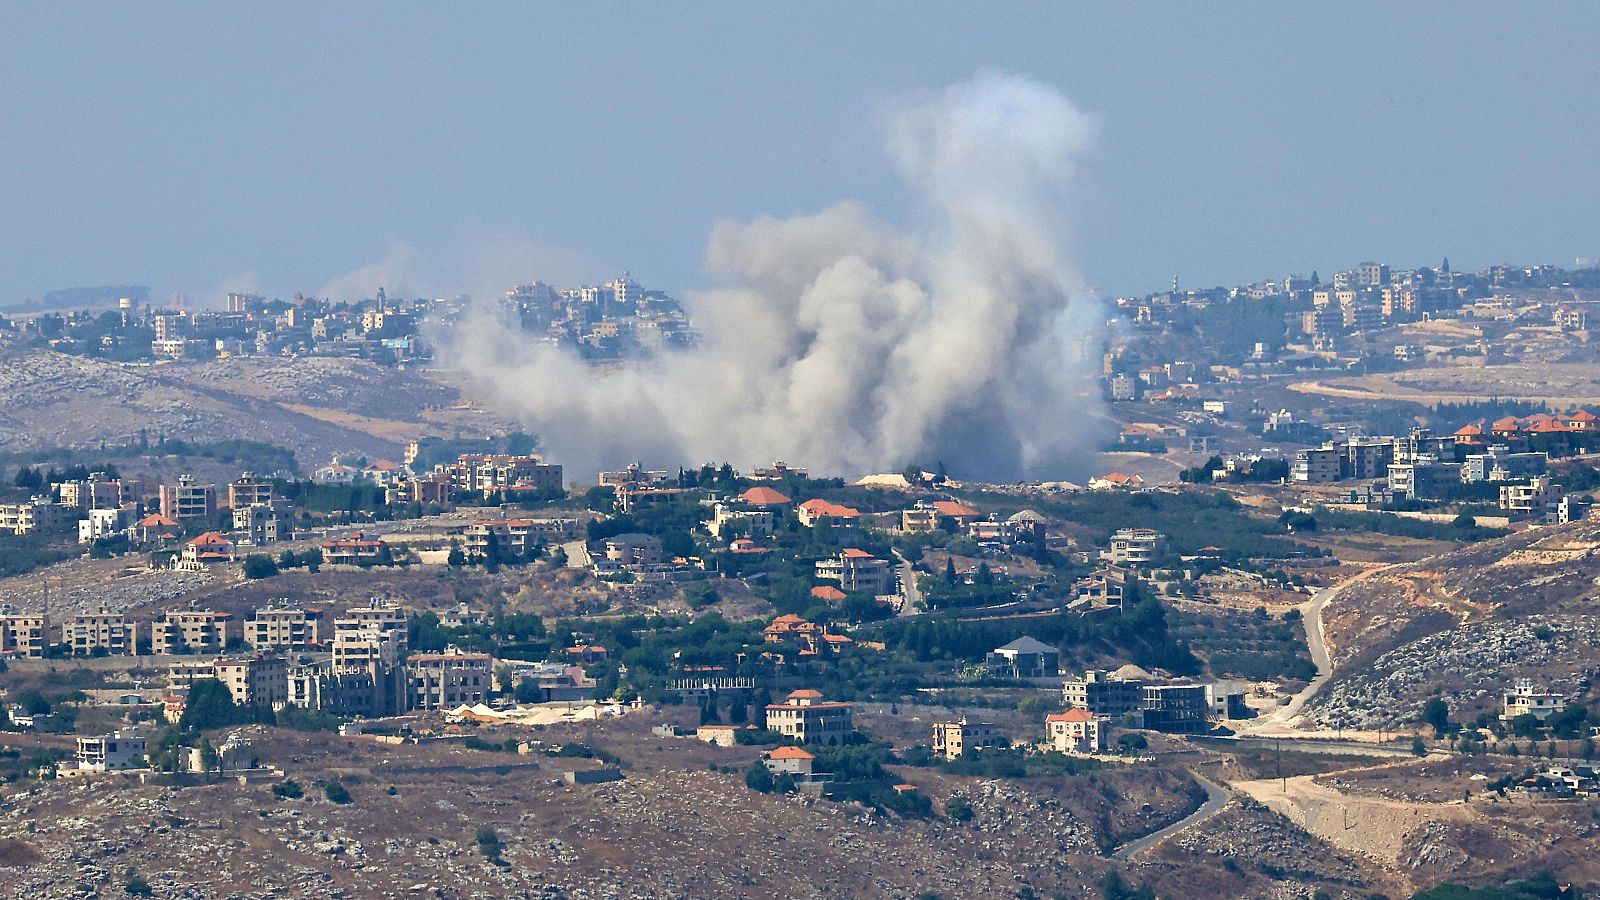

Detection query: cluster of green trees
(866, 589), (1201, 676)
(1178, 456), (1290, 484)
(1314, 509), (1507, 543)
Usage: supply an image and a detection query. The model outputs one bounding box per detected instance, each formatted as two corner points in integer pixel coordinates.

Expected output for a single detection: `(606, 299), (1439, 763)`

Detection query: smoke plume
(438, 72), (1109, 482)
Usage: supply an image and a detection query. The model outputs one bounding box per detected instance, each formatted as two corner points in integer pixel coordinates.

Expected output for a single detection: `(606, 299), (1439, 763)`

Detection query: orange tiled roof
(1047, 709), (1097, 723)
(809, 586), (847, 601)
(932, 501), (980, 518)
(840, 548), (875, 559)
(786, 689), (824, 700)
(767, 746), (816, 760)
(740, 487), (792, 506)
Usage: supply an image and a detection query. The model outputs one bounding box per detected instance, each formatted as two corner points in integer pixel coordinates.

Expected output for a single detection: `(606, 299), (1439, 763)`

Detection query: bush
(241, 554), (279, 580)
(271, 779), (303, 799)
(944, 794), (974, 822)
(323, 781), (351, 804)
(743, 760), (775, 793)
(124, 876), (153, 897)
(476, 825), (503, 860)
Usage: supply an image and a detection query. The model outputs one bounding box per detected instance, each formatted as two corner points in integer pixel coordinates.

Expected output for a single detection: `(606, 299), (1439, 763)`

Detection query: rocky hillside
(1310, 520), (1600, 729)
(0, 341), (511, 467)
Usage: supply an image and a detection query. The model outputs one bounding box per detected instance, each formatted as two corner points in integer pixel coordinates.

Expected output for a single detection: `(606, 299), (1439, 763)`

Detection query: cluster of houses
(1287, 420), (1599, 522)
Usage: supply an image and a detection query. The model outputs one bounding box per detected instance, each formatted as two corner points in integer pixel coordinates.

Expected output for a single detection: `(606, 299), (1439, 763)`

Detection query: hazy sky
(2, 3), (1598, 306)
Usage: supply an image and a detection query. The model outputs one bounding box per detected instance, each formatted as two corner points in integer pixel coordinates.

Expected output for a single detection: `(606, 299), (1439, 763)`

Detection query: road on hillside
(1242, 563), (1400, 735)
(1111, 771), (1230, 860)
(893, 549), (922, 617)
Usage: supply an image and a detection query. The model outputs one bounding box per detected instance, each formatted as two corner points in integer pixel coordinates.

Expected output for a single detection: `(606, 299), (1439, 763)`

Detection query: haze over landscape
(3, 4), (1599, 306)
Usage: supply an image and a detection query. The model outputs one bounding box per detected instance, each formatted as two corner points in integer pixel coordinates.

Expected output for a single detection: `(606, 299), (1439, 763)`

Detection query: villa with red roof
(321, 532), (387, 566)
(815, 548), (894, 595)
(796, 498), (861, 529)
(178, 531), (234, 569)
(766, 689), (854, 745)
(1046, 708), (1109, 754)
(1089, 472), (1145, 491)
(763, 614), (853, 657)
(762, 745), (818, 777)
(739, 486), (792, 507)
(132, 513), (181, 545)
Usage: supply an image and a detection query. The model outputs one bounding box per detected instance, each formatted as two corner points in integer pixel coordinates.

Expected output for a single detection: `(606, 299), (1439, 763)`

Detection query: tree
(1411, 735), (1427, 757)
(447, 547), (466, 567)
(944, 794), (974, 823)
(475, 825), (503, 861)
(1421, 697), (1451, 736)
(242, 555), (279, 580)
(743, 760), (775, 793)
(1451, 514), (1477, 530)
(323, 781), (351, 804)
(179, 678), (247, 731)
(272, 779), (304, 799)
(943, 557), (957, 586)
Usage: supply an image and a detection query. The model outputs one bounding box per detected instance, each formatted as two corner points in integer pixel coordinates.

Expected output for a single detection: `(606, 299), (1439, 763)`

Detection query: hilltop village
(2, 258), (1600, 897)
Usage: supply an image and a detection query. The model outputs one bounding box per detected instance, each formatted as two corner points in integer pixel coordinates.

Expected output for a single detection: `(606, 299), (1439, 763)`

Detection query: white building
(76, 728), (147, 772)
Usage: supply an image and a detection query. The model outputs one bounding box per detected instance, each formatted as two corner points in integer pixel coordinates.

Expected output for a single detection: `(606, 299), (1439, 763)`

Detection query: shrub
(271, 779), (303, 799)
(323, 781), (351, 804)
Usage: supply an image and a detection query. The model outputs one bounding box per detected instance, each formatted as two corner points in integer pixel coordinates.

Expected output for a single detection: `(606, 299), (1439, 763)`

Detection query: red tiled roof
(810, 586), (847, 601)
(786, 689), (824, 700)
(1047, 709), (1097, 723)
(188, 531), (230, 546)
(932, 501), (980, 518)
(1453, 423), (1484, 436)
(799, 498), (861, 518)
(767, 746), (816, 760)
(1571, 410), (1599, 422)
(138, 514), (179, 527)
(840, 548), (875, 559)
(740, 487), (792, 506)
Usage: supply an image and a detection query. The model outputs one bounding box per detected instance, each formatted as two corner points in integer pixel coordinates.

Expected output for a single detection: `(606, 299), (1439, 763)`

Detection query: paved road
(1242, 564), (1398, 735)
(1189, 735), (1418, 758)
(893, 549), (922, 616)
(1111, 771), (1230, 860)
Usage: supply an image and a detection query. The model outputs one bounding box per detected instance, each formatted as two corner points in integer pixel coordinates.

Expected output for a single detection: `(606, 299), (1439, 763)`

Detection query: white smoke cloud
(437, 72), (1110, 482)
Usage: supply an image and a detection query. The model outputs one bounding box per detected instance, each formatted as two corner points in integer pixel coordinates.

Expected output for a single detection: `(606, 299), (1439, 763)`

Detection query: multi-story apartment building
(1501, 475), (1564, 517)
(1062, 669), (1148, 717)
(226, 472), (275, 509)
(63, 607), (137, 656)
(245, 606), (324, 651)
(213, 654), (288, 709)
(931, 719), (1006, 760)
(432, 454), (563, 497)
(1101, 528), (1166, 566)
(406, 648), (492, 710)
(57, 474), (126, 510)
(814, 548), (894, 595)
(0, 614), (49, 658)
(765, 689), (854, 745)
(152, 610), (229, 655)
(232, 500), (294, 545)
(0, 497), (63, 535)
(160, 475), (217, 520)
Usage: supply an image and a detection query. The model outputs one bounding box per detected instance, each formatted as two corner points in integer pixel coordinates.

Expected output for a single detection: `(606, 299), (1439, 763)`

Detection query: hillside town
(2, 256), (1600, 896)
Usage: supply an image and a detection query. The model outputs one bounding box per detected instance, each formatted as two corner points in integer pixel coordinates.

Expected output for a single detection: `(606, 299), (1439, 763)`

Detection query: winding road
(1111, 771), (1230, 860)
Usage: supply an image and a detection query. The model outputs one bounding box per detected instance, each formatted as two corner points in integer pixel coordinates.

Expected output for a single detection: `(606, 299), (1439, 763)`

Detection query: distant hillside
(2, 285), (149, 313)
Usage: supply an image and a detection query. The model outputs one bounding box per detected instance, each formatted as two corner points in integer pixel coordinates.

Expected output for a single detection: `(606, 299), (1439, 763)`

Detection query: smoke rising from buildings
(438, 72), (1109, 481)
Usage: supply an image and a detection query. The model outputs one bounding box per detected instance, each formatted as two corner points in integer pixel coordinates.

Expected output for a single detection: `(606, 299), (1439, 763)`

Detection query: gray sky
(2, 3), (1598, 305)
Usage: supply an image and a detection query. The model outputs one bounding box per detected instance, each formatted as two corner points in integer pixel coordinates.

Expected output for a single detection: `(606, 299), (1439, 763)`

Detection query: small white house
(75, 728), (147, 772)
